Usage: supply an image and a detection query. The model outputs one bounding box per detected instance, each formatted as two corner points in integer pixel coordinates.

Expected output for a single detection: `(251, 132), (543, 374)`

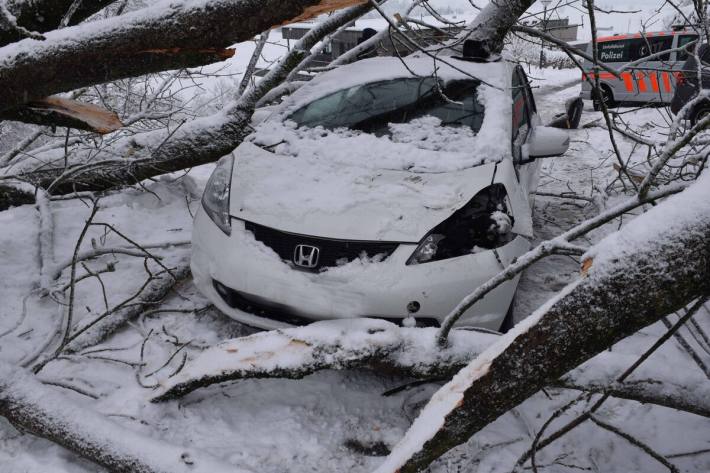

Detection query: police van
(581, 31), (698, 110)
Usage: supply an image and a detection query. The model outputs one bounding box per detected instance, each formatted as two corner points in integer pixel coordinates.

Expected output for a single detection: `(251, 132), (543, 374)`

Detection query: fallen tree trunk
(0, 0), (365, 112)
(0, 362), (251, 473)
(151, 319), (498, 402)
(372, 176), (710, 473)
(2, 2), (374, 207)
(150, 319), (710, 418)
(455, 0), (534, 53)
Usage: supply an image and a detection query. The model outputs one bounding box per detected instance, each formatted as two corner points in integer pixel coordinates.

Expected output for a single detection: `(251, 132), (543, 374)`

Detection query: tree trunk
(374, 177), (710, 473)
(457, 0), (534, 53)
(0, 0), (365, 112)
(2, 2), (374, 208)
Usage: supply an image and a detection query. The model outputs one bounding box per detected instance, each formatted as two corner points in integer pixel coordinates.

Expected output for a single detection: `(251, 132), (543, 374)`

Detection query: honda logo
(293, 244), (320, 268)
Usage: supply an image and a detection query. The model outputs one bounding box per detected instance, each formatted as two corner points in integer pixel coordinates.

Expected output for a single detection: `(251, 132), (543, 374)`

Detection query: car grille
(244, 221), (399, 272)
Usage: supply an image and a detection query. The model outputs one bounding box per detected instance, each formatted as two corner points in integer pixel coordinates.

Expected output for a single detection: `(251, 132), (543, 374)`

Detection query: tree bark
(374, 177), (710, 473)
(0, 0), (365, 113)
(456, 0), (534, 53)
(0, 362), (250, 473)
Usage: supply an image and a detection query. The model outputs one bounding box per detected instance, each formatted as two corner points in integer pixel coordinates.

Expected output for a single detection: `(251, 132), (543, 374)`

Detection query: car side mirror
(522, 126), (570, 159)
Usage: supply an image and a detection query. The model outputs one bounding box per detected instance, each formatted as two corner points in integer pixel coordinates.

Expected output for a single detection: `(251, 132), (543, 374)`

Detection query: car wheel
(499, 296), (516, 333)
(691, 103), (710, 126)
(592, 86), (615, 111)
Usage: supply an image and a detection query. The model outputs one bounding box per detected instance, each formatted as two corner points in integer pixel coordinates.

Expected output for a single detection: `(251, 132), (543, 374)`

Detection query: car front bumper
(191, 207), (528, 331)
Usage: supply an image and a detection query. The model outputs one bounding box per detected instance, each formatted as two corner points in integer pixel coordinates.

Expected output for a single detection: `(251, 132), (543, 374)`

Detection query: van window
(677, 34), (699, 61)
(598, 36), (674, 63)
(598, 40), (627, 62)
(628, 36), (673, 62)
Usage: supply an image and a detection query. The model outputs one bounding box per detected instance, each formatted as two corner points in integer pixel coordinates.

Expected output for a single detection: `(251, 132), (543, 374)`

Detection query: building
(280, 19), (458, 68)
(281, 21), (368, 67)
(542, 18), (579, 42)
(519, 17), (580, 42)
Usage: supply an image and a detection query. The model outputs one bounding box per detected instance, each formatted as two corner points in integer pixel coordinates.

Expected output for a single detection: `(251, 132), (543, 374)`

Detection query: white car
(191, 44), (569, 331)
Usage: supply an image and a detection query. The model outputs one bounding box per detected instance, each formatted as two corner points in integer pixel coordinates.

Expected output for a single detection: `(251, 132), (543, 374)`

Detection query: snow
(228, 140), (499, 241)
(1, 17), (710, 473)
(153, 318), (499, 400)
(250, 109), (505, 174)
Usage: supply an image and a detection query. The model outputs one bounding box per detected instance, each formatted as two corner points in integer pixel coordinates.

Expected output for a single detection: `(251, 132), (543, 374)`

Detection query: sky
(426, 0), (683, 41)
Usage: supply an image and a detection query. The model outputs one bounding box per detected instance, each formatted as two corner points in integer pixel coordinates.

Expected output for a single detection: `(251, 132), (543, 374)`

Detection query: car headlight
(201, 155), (235, 236)
(407, 184), (515, 265)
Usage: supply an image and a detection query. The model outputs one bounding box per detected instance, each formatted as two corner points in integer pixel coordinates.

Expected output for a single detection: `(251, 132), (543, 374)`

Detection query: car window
(288, 78), (485, 134)
(519, 68), (537, 114)
(511, 68), (530, 163)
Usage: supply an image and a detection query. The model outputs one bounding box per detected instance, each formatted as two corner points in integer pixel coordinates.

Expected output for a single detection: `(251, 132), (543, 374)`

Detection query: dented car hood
(229, 142), (533, 242)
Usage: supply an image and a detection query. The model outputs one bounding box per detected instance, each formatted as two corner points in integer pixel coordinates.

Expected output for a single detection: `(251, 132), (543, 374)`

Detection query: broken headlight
(201, 155), (234, 235)
(407, 184), (515, 265)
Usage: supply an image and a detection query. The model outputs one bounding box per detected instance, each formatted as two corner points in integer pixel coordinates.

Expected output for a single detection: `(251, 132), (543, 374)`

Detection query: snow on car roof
(243, 54), (516, 180)
(279, 54), (513, 117)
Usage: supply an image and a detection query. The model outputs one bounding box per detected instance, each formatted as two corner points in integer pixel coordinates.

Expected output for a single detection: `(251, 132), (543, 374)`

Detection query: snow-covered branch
(0, 0), (367, 112)
(151, 319), (498, 402)
(0, 362), (251, 473)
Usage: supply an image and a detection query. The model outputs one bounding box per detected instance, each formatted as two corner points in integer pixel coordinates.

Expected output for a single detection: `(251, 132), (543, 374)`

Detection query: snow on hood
(230, 56), (514, 241)
(230, 141), (498, 242)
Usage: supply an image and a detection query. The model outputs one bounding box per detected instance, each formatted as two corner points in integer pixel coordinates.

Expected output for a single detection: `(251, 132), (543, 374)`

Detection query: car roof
(277, 54), (515, 117)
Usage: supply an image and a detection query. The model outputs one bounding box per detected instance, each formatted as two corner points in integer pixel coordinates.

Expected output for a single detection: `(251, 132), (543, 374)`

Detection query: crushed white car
(191, 43), (570, 331)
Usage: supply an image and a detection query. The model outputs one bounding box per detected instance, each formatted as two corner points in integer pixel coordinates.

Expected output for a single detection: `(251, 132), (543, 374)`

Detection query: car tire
(592, 86), (615, 111)
(690, 102), (710, 126)
(499, 296), (516, 333)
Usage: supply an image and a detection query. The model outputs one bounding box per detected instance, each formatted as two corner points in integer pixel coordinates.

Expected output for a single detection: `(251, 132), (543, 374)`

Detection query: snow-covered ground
(1, 52), (709, 473)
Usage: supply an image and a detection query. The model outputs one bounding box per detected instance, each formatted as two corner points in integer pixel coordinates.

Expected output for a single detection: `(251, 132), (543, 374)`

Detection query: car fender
(494, 158), (534, 238)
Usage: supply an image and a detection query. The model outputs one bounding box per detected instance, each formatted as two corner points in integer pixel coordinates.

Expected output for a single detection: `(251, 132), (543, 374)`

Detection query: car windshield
(288, 77), (485, 135)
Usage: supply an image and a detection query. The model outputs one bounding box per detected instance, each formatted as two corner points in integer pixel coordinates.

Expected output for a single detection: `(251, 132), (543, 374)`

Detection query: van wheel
(592, 86), (615, 111)
(691, 103), (710, 126)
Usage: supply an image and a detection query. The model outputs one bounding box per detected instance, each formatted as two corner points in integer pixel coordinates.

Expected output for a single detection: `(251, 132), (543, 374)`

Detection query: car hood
(229, 142), (533, 242)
